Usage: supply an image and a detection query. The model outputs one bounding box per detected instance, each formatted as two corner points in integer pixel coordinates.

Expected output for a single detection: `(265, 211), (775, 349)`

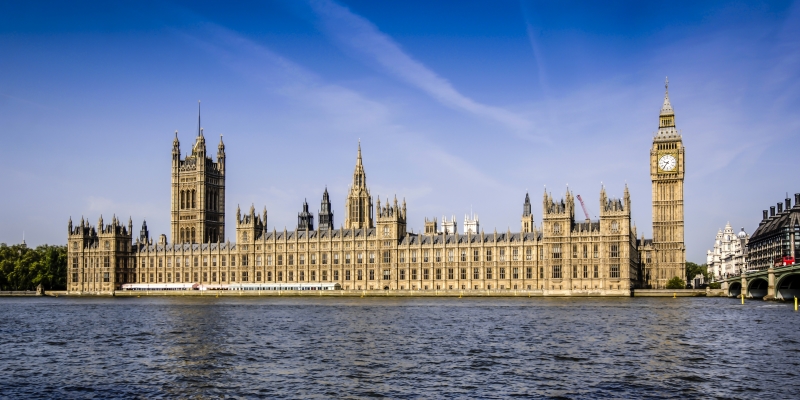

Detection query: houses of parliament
(66, 82), (686, 294)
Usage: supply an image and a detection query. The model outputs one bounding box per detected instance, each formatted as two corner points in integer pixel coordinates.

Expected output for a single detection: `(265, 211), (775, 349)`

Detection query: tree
(666, 276), (686, 289)
(0, 243), (66, 291)
(685, 261), (706, 282)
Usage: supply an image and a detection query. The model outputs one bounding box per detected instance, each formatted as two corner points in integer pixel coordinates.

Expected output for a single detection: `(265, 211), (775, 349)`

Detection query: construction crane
(576, 195), (591, 221)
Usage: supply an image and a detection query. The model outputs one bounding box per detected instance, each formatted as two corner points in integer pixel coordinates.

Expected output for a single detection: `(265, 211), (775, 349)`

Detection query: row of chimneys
(761, 193), (800, 221)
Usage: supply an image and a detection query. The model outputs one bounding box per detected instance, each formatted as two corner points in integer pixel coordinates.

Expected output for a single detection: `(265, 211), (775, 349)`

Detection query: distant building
(66, 81), (685, 293)
(464, 213), (479, 235)
(706, 223), (748, 281)
(440, 215), (457, 235)
(746, 194), (799, 271)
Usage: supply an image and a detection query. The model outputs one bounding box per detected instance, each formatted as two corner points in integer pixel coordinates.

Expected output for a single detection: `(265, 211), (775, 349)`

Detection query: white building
(464, 212), (479, 234)
(440, 215), (457, 234)
(706, 222), (749, 281)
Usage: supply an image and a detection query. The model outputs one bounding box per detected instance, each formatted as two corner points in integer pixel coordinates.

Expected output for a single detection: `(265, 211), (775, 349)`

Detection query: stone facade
(639, 78), (686, 288)
(66, 83), (687, 293)
(706, 223), (748, 281)
(746, 194), (799, 271)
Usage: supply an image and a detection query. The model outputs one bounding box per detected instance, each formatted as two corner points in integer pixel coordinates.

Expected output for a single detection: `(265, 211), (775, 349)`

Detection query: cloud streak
(307, 0), (538, 140)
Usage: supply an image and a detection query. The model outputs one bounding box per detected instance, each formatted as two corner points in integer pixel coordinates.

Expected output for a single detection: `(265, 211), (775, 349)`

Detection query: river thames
(0, 297), (797, 399)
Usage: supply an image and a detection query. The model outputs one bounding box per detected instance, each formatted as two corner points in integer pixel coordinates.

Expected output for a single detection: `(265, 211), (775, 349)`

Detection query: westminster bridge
(721, 264), (800, 300)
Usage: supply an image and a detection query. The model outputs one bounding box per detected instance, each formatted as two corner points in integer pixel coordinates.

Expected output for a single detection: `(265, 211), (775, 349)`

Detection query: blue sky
(1, 0), (798, 263)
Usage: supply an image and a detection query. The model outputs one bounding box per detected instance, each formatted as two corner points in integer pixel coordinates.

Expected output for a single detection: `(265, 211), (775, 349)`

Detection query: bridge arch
(775, 273), (800, 301)
(747, 278), (769, 299)
(728, 281), (742, 298)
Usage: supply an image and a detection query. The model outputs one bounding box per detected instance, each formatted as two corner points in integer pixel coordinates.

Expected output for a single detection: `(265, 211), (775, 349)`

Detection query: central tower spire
(344, 141), (373, 229)
(198, 100), (202, 137)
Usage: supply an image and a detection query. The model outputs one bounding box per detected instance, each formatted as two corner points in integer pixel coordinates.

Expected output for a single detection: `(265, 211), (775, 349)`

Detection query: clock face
(658, 154), (677, 171)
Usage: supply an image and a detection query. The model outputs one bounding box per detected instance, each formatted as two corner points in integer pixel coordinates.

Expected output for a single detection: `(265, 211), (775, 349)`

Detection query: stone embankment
(42, 288), (727, 298)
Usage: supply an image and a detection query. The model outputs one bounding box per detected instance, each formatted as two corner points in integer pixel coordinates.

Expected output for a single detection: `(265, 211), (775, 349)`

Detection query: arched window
(191, 190), (196, 209)
(191, 227), (196, 243)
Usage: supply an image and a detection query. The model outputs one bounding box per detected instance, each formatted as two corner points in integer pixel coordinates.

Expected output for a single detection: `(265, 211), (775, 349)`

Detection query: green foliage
(685, 261), (709, 282)
(708, 282), (721, 289)
(0, 243), (66, 291)
(666, 276), (686, 289)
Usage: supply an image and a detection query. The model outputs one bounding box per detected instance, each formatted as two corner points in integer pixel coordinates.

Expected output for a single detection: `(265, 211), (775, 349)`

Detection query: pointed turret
(521, 192), (534, 233)
(344, 141), (373, 229)
(319, 187), (334, 231)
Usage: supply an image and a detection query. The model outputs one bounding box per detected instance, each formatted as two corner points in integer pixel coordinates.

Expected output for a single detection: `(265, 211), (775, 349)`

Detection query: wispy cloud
(307, 0), (538, 140)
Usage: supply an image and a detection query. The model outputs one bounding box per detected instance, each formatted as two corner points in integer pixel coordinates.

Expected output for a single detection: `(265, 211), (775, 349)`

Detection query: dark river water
(0, 296), (798, 399)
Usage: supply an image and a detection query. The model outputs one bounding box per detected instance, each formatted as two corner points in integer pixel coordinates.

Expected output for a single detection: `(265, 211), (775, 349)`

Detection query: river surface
(0, 296), (798, 399)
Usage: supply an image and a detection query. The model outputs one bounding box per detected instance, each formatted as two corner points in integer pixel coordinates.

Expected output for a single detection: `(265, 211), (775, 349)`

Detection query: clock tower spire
(649, 77), (686, 288)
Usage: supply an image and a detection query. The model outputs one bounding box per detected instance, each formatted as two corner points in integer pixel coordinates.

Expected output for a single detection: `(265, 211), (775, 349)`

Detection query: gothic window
(583, 265), (588, 278)
(572, 266), (577, 279)
(333, 270), (339, 280)
(104, 241), (110, 249)
(334, 254), (339, 264)
(610, 265), (620, 278)
(611, 221), (619, 233)
(423, 268), (430, 280)
(357, 253), (363, 264)
(191, 228), (196, 243)
(435, 250), (441, 263)
(191, 190), (196, 209)
(512, 268), (519, 279)
(553, 223), (561, 234)
(572, 245), (577, 258)
(345, 253), (351, 264)
(399, 252), (405, 263)
(242, 271), (249, 282)
(383, 269), (390, 280)
(435, 268), (442, 280)
(383, 251), (390, 263)
(448, 250), (454, 262)
(593, 265), (599, 278)
(552, 265), (562, 279)
(288, 254), (293, 265)
(299, 271), (305, 281)
(486, 267), (493, 279)
(256, 256), (262, 266)
(369, 252), (375, 263)
(411, 268), (418, 280)
(267, 271), (273, 281)
(299, 255), (305, 265)
(512, 248), (519, 261)
(526, 267), (532, 279)
(526, 247), (532, 261)
(499, 267), (506, 279)
(423, 251), (429, 262)
(447, 268), (454, 279)
(473, 249), (480, 262)
(499, 249), (505, 261)
(321, 254), (327, 264)
(461, 250), (466, 262)
(593, 244), (599, 258)
(256, 271), (262, 282)
(486, 249), (492, 262)
(610, 244), (619, 258)
(383, 226), (389, 237)
(357, 269), (363, 280)
(552, 245), (562, 259)
(399, 269), (405, 280)
(473, 268), (480, 279)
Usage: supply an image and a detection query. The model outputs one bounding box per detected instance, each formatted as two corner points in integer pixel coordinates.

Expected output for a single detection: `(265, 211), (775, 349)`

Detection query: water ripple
(0, 297), (797, 398)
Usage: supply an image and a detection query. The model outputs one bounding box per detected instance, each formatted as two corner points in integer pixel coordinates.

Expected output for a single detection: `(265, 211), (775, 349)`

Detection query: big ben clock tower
(650, 78), (686, 288)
